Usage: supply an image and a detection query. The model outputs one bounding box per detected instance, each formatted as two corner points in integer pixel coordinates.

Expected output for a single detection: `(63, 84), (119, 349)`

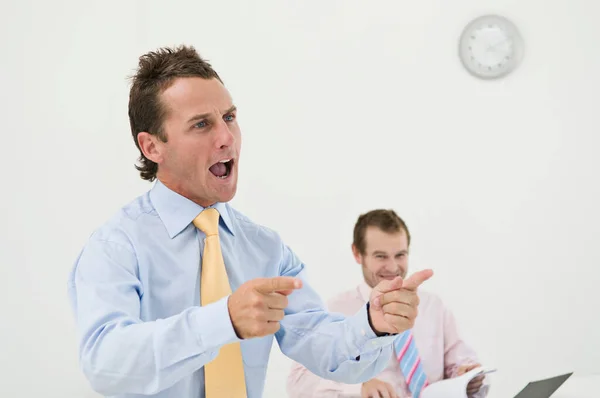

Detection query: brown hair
(353, 209), (411, 254)
(128, 45), (223, 181)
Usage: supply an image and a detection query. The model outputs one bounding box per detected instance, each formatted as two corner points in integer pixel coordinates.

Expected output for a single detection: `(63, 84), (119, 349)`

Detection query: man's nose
(214, 120), (235, 149)
(383, 262), (399, 273)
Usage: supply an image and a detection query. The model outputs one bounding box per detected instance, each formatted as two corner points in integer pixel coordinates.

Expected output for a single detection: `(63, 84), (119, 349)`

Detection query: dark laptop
(513, 373), (573, 398)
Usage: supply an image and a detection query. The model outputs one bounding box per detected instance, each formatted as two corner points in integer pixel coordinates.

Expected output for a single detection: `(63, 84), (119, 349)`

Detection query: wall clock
(458, 14), (524, 79)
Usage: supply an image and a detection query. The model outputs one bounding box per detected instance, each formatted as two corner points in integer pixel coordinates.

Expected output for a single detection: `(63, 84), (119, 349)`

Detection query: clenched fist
(228, 276), (302, 339)
(457, 363), (484, 396)
(368, 269), (433, 335)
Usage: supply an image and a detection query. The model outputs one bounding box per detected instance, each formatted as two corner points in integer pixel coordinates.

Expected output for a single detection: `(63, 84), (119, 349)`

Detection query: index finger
(254, 277), (302, 294)
(402, 269), (433, 291)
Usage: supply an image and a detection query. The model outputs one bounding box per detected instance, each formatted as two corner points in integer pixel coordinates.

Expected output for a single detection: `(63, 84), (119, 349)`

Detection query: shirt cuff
(191, 295), (241, 350)
(347, 303), (397, 357)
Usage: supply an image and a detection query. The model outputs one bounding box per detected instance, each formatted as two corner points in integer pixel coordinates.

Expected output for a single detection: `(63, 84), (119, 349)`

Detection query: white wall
(1, 0), (599, 397)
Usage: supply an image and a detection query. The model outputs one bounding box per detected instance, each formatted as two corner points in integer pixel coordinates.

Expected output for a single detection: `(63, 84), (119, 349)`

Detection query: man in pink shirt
(287, 209), (490, 398)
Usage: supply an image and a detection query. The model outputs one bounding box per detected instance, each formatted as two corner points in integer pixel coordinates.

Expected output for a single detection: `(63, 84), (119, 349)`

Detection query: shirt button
(361, 329), (366, 336)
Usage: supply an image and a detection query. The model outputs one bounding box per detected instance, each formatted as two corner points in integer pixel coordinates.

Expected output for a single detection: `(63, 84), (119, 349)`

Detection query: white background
(1, 1), (599, 397)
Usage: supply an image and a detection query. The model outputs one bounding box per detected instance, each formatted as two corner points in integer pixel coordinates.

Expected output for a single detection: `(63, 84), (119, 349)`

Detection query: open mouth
(209, 158), (234, 179)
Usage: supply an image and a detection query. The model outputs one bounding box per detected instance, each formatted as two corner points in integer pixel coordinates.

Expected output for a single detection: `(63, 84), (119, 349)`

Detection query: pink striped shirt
(286, 282), (490, 398)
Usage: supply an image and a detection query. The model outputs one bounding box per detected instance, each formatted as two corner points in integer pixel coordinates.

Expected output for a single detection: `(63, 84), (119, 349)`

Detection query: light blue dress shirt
(67, 180), (395, 397)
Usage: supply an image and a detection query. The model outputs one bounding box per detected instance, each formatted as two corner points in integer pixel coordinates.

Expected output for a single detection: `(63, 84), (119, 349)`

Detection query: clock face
(459, 15), (524, 79)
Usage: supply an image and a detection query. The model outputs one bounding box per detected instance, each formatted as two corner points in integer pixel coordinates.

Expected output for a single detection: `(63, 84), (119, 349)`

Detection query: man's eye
(224, 113), (236, 122)
(194, 121), (208, 128)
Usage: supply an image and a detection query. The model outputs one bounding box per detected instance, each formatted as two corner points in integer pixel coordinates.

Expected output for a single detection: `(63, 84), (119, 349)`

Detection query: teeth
(219, 159), (232, 163)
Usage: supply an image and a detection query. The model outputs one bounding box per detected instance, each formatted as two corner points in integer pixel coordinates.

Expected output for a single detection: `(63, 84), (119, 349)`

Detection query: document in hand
(421, 367), (497, 398)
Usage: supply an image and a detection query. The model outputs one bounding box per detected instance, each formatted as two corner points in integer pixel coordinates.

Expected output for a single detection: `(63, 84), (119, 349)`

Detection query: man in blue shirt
(67, 45), (433, 398)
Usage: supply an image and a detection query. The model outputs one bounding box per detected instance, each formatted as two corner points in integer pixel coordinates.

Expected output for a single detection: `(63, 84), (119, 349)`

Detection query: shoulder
(416, 288), (446, 311)
(325, 286), (364, 315)
(417, 288), (442, 304)
(69, 193), (155, 285)
(416, 289), (455, 318)
(85, 191), (156, 250)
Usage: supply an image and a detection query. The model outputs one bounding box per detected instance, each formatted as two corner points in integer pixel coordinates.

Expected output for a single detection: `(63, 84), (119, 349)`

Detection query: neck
(157, 175), (215, 208)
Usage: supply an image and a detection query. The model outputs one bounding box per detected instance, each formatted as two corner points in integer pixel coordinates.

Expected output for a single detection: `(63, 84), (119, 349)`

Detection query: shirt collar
(149, 179), (236, 239)
(358, 280), (373, 303)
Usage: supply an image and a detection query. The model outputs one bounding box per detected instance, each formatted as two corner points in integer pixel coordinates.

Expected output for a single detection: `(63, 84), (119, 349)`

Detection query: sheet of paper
(421, 367), (497, 398)
(512, 372), (573, 398)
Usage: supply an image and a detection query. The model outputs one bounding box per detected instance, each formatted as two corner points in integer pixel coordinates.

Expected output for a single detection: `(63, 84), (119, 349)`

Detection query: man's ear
(351, 244), (361, 264)
(137, 132), (163, 164)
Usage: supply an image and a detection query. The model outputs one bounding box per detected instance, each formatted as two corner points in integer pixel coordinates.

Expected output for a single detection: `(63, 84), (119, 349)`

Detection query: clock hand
(486, 38), (510, 52)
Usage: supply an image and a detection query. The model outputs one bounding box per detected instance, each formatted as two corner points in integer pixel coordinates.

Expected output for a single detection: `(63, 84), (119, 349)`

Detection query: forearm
(277, 243), (395, 384)
(78, 296), (238, 395)
(279, 303), (395, 384)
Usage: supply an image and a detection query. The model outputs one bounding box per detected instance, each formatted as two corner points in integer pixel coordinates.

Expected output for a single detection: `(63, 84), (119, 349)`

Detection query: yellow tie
(193, 208), (247, 398)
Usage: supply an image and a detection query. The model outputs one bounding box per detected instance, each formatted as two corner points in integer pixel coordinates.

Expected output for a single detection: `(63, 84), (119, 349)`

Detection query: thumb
(457, 363), (480, 375)
(371, 276), (403, 310)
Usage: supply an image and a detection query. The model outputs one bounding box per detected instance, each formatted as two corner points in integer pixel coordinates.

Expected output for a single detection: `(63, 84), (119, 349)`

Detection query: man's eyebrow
(186, 106), (237, 124)
(186, 113), (211, 124)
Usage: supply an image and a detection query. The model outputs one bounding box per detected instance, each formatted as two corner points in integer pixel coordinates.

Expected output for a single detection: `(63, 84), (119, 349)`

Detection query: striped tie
(394, 330), (429, 398)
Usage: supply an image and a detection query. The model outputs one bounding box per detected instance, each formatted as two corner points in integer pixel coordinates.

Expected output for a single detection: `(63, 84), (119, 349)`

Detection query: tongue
(209, 162), (227, 177)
